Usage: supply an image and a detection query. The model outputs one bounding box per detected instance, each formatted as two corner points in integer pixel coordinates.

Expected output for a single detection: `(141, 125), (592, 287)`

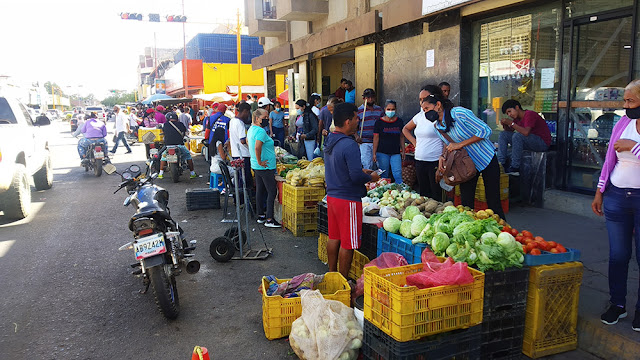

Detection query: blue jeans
(77, 138), (107, 159)
(272, 127), (285, 148)
(111, 131), (132, 153)
(498, 131), (548, 169)
(376, 153), (403, 184)
(603, 185), (640, 311)
(304, 139), (317, 160)
(360, 143), (374, 170)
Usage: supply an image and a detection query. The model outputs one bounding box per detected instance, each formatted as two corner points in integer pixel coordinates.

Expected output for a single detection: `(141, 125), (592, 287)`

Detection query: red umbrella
(277, 89), (288, 102)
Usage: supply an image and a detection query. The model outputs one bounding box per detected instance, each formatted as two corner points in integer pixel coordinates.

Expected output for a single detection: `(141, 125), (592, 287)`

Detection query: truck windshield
(0, 98), (17, 124)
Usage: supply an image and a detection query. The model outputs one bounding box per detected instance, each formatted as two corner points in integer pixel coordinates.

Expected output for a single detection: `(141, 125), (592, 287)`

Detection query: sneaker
(601, 304), (627, 325)
(265, 219), (281, 228)
(257, 215), (267, 224)
(633, 310), (640, 331)
(157, 174), (164, 179)
(126, 150), (132, 154)
(190, 173), (198, 179)
(109, 150), (115, 154)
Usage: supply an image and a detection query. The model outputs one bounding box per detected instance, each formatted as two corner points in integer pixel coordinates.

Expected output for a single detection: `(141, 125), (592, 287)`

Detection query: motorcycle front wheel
(148, 265), (180, 319)
(94, 158), (103, 177)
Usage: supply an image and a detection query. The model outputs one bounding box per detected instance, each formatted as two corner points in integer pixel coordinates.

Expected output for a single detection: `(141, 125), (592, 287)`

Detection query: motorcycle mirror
(103, 163), (117, 175)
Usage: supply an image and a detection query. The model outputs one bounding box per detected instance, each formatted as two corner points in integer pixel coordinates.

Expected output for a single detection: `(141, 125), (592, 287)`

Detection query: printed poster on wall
(426, 49), (435, 68)
(155, 79), (166, 94)
(540, 68), (555, 89)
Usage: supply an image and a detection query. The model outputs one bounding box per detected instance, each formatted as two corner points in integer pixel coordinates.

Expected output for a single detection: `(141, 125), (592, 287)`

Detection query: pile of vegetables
(286, 160), (325, 187)
(402, 162), (417, 186)
(275, 147), (299, 165)
(504, 228), (568, 255)
(365, 178), (391, 191)
(368, 185), (453, 222)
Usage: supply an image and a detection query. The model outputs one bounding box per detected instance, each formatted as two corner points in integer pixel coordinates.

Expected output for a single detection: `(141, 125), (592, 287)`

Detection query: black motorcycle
(83, 141), (106, 177)
(164, 145), (188, 183)
(114, 163), (200, 319)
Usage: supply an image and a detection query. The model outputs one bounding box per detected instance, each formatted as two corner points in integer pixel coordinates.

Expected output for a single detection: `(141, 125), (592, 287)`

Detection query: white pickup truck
(0, 95), (53, 219)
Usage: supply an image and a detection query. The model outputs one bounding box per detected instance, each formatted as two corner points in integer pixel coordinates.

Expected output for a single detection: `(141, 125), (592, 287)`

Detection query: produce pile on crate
(285, 158), (325, 187)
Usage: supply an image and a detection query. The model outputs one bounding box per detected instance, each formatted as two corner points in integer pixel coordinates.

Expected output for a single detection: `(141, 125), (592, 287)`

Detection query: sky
(0, 0), (245, 100)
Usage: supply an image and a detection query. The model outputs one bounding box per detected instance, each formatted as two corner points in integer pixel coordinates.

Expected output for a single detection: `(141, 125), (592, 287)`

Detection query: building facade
(248, 0), (640, 193)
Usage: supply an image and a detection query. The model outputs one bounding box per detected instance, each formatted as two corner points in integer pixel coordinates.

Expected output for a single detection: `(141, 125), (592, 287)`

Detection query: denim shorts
(161, 145), (192, 161)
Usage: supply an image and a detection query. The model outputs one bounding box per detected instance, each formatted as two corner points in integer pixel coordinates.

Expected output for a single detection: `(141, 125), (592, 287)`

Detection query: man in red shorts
(323, 102), (380, 280)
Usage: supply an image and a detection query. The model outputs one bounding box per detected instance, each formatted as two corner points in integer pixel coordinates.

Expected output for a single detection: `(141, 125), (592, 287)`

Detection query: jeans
(111, 131), (132, 153)
(272, 127), (285, 148)
(498, 131), (548, 169)
(603, 185), (640, 311)
(254, 169), (277, 219)
(360, 143), (374, 170)
(415, 160), (440, 200)
(160, 145), (192, 161)
(376, 153), (403, 184)
(304, 139), (317, 160)
(459, 155), (506, 220)
(77, 138), (107, 159)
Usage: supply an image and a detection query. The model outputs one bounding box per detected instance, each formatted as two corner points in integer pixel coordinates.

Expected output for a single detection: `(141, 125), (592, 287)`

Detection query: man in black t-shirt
(158, 112), (197, 179)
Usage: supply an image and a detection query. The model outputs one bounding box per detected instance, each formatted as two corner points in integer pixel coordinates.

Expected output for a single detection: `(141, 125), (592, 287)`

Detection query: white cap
(257, 96), (273, 107)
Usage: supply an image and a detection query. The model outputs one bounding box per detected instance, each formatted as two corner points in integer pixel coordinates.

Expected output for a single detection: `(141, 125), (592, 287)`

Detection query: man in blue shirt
(357, 88), (383, 170)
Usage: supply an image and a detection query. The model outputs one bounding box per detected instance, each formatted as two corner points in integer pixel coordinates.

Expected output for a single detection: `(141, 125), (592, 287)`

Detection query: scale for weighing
(210, 161), (272, 262)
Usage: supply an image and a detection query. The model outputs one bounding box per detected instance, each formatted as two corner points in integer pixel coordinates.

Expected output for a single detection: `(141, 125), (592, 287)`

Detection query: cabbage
(480, 232), (498, 245)
(383, 217), (402, 233)
(497, 232), (520, 253)
(402, 206), (421, 221)
(410, 215), (428, 237)
(400, 220), (413, 238)
(443, 205), (458, 213)
(446, 243), (460, 257)
(431, 232), (450, 253)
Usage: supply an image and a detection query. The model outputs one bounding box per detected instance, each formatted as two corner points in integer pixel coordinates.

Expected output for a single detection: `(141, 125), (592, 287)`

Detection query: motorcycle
(164, 145), (188, 183)
(83, 141), (106, 177)
(114, 163), (200, 319)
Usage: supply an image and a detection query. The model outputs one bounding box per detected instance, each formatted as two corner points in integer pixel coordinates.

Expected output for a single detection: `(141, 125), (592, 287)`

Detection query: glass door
(562, 13), (634, 191)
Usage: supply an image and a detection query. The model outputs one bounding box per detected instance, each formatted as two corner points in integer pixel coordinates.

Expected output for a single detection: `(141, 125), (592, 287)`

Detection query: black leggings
(415, 160), (440, 200)
(459, 155), (506, 220)
(254, 169), (277, 219)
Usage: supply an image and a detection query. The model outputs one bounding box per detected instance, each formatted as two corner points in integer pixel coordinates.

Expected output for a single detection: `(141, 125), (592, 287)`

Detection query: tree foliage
(101, 92), (137, 108)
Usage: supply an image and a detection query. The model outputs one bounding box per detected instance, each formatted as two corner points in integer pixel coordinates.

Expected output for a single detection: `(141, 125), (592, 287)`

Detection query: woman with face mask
(402, 85), (445, 199)
(310, 94), (322, 117)
(373, 100), (405, 184)
(592, 80), (640, 330)
(426, 93), (505, 220)
(269, 101), (285, 147)
(294, 99), (319, 160)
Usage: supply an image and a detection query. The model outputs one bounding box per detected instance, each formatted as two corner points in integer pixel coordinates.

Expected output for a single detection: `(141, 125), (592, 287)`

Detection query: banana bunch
(308, 178), (325, 187)
(297, 159), (311, 169)
(311, 157), (324, 165)
(286, 168), (305, 186)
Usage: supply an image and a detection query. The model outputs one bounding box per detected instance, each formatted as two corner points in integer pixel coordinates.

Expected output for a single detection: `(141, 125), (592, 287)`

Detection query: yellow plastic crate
(138, 127), (163, 143)
(455, 173), (509, 201)
(364, 261), (485, 342)
(318, 233), (328, 263)
(523, 262), (583, 358)
(283, 206), (318, 237)
(261, 272), (351, 340)
(282, 183), (325, 212)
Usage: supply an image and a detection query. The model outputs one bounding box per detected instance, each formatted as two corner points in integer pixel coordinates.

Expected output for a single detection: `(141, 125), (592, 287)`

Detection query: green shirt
(247, 125), (276, 170)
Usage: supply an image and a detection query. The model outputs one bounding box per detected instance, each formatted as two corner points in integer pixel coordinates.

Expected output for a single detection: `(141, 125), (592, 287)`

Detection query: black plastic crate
(185, 188), (221, 210)
(317, 201), (328, 235)
(481, 303), (526, 360)
(362, 319), (481, 360)
(360, 223), (378, 260)
(482, 267), (529, 317)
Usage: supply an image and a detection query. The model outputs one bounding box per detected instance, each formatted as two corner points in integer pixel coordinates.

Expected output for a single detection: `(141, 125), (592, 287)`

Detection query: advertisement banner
(422, 0), (473, 16)
(155, 79), (166, 94)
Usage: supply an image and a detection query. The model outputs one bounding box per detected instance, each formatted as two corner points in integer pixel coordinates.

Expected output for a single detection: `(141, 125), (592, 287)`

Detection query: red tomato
(535, 236), (545, 242)
(522, 230), (533, 238)
(525, 244), (535, 253)
(522, 245), (527, 253)
(510, 228), (519, 236)
(502, 226), (512, 233)
(530, 249), (542, 255)
(556, 244), (567, 253)
(537, 240), (550, 251)
(548, 241), (557, 248)
(550, 248), (559, 253)
(516, 235), (524, 244)
(529, 242), (539, 249)
(524, 238), (533, 245)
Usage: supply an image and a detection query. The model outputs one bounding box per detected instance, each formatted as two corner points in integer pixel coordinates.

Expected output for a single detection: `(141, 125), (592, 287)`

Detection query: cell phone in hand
(375, 169), (386, 175)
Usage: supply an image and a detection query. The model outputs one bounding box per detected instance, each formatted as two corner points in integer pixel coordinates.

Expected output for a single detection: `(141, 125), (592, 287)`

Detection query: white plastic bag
(210, 155), (223, 174)
(289, 290), (363, 360)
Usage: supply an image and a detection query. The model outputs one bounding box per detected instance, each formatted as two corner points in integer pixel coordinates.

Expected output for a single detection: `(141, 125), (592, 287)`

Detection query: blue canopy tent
(141, 94), (173, 105)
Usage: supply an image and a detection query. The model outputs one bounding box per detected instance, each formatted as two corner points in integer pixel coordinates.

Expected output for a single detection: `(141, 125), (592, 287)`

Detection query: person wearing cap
(110, 105), (132, 154)
(143, 108), (158, 127)
(257, 96), (275, 133)
(269, 101), (286, 146)
(157, 111), (197, 179)
(357, 88), (384, 170)
(154, 105), (167, 124)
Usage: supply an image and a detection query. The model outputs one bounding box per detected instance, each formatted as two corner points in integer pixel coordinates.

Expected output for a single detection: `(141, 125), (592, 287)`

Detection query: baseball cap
(217, 104), (228, 113)
(165, 111), (178, 121)
(362, 88), (376, 97)
(156, 105), (165, 112)
(257, 96), (273, 107)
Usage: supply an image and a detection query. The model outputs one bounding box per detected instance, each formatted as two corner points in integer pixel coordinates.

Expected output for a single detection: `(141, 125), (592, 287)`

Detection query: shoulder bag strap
(435, 125), (455, 144)
(168, 120), (184, 136)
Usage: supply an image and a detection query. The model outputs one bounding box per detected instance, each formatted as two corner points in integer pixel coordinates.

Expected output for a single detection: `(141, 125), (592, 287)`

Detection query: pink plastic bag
(355, 253), (409, 298)
(405, 248), (474, 289)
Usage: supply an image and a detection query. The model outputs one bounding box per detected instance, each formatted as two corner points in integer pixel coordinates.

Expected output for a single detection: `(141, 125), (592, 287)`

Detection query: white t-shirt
(229, 117), (250, 158)
(115, 112), (129, 133)
(412, 111), (444, 162)
(610, 119), (640, 189)
(312, 106), (320, 117)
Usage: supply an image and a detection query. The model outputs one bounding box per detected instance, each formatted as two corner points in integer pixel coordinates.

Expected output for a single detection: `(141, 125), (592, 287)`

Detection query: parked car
(70, 113), (84, 131)
(46, 109), (60, 120)
(0, 95), (53, 219)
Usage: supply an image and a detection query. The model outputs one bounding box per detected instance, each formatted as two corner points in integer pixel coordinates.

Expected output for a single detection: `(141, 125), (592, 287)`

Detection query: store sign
(422, 0), (473, 16)
(479, 59), (531, 78)
(155, 79), (166, 94)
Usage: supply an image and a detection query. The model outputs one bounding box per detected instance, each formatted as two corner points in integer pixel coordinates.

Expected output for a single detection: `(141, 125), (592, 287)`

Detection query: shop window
(564, 0), (633, 19)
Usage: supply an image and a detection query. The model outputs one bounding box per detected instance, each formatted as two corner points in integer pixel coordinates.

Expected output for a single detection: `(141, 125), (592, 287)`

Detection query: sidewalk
(507, 203), (640, 360)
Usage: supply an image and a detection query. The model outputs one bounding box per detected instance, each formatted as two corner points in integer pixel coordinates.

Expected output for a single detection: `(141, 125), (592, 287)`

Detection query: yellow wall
(275, 74), (288, 99)
(202, 63), (264, 94)
(322, 56), (355, 96)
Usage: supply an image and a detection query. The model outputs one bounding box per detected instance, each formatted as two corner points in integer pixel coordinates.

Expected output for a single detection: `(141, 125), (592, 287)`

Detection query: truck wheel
(1, 164), (31, 219)
(34, 151), (53, 190)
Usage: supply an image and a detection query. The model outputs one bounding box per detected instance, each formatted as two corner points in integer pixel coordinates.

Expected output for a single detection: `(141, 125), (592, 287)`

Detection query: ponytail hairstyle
(424, 94), (455, 132)
(295, 99), (312, 114)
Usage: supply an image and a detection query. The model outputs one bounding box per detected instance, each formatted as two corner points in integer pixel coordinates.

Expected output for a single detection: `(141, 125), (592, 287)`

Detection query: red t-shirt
(515, 110), (552, 146)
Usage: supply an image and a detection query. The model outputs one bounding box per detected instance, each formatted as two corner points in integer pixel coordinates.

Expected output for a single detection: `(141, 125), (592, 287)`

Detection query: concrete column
(266, 70), (277, 99)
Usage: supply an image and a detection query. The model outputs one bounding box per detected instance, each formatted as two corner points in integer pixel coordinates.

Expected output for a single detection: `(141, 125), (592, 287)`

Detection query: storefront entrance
(560, 7), (635, 191)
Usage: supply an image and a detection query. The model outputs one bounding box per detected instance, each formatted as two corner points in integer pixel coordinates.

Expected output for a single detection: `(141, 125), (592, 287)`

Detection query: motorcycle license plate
(94, 151), (104, 159)
(166, 154), (178, 163)
(149, 148), (159, 156)
(134, 233), (167, 260)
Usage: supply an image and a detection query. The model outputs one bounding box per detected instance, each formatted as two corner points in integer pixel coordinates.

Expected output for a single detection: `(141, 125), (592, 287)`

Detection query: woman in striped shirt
(424, 94), (506, 220)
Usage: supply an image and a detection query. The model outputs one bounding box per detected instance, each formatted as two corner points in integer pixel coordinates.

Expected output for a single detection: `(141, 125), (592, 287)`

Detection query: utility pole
(237, 8), (242, 101)
(50, 83), (55, 110)
(182, 0), (188, 99)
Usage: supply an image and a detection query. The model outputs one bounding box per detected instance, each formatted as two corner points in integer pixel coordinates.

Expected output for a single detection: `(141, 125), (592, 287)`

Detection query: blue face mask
(385, 111), (396, 118)
(276, 108), (281, 112)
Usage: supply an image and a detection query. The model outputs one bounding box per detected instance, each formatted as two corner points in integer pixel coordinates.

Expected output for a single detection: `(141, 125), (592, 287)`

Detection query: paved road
(0, 121), (601, 359)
